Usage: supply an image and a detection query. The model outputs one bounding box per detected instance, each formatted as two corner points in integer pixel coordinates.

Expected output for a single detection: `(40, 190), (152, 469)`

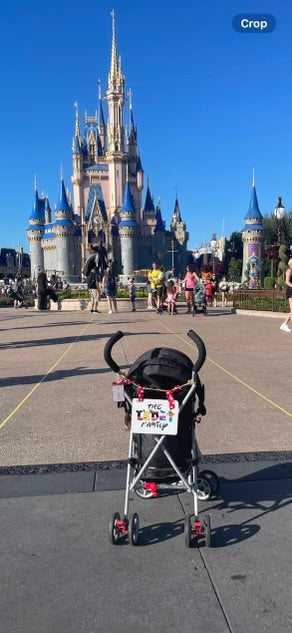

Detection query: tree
(262, 210), (292, 247)
(228, 257), (242, 282)
(225, 232), (243, 262)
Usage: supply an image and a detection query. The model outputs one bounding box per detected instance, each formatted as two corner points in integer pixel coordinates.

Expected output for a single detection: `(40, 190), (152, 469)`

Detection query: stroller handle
(187, 329), (206, 372)
(104, 330), (124, 373)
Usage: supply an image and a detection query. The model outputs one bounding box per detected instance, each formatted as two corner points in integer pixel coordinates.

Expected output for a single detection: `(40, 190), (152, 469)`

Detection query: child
(205, 280), (214, 307)
(164, 279), (178, 315)
(128, 278), (136, 312)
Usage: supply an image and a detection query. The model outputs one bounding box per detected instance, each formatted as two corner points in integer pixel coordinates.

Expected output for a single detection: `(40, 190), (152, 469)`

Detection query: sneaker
(280, 323), (291, 332)
(108, 310), (113, 314)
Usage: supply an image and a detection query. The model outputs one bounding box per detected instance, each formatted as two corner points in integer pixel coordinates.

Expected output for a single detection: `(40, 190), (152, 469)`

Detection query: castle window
(89, 143), (95, 162)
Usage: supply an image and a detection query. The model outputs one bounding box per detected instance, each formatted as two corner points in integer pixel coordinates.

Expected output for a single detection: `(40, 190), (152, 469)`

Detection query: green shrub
(264, 277), (275, 289)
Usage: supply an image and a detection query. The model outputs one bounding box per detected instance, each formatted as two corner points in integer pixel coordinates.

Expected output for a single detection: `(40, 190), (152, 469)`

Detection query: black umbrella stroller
(6, 286), (28, 308)
(104, 329), (219, 547)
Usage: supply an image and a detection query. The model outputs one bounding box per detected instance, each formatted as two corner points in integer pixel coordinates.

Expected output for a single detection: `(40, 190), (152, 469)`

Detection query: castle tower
(170, 195), (188, 245)
(119, 180), (138, 276)
(241, 172), (265, 288)
(54, 177), (75, 280)
(27, 183), (45, 278)
(105, 10), (127, 216)
(42, 197), (56, 273)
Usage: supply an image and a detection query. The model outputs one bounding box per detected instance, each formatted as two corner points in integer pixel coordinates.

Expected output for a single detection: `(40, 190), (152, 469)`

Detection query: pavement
(0, 304), (292, 633)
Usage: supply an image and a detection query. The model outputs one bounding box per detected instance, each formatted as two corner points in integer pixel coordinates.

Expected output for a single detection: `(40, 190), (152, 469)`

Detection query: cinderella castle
(27, 12), (189, 282)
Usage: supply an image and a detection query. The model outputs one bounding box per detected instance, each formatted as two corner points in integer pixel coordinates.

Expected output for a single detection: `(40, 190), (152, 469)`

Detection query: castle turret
(27, 183), (45, 278)
(54, 177), (75, 280)
(106, 10), (125, 156)
(119, 180), (138, 276)
(171, 195), (188, 245)
(241, 172), (265, 288)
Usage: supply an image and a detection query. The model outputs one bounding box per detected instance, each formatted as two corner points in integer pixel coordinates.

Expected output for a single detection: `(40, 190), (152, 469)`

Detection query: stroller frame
(104, 330), (218, 547)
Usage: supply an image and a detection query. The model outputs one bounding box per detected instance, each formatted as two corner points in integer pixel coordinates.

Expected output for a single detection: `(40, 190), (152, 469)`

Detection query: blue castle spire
(143, 181), (155, 213)
(57, 178), (71, 212)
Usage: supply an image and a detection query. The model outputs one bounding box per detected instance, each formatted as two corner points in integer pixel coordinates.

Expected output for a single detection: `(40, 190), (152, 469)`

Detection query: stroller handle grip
(104, 330), (124, 373)
(187, 329), (206, 372)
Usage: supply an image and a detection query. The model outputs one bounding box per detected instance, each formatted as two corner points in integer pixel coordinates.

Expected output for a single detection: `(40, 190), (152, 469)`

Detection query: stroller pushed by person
(193, 282), (207, 315)
(104, 329), (219, 547)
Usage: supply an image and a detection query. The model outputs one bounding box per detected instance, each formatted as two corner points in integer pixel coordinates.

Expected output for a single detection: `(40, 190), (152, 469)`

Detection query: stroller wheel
(109, 512), (121, 545)
(199, 470), (220, 497)
(204, 513), (212, 548)
(135, 480), (153, 499)
(184, 514), (192, 548)
(197, 476), (212, 501)
(128, 513), (140, 546)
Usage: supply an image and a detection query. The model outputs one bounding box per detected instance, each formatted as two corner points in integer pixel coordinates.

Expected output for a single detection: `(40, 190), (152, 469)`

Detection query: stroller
(104, 329), (219, 547)
(6, 286), (28, 308)
(193, 283), (207, 316)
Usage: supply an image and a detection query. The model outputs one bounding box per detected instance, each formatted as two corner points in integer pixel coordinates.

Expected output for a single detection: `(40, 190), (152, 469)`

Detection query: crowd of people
(85, 261), (231, 316)
(142, 263), (230, 315)
(1, 261), (230, 315)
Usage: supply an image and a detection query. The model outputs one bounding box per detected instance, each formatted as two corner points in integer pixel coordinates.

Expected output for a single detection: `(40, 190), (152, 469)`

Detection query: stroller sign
(132, 398), (179, 435)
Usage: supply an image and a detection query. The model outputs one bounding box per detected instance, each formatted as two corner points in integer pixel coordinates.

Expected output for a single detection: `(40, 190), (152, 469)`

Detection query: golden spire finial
(252, 168), (255, 188)
(74, 101), (81, 139)
(110, 9), (118, 80)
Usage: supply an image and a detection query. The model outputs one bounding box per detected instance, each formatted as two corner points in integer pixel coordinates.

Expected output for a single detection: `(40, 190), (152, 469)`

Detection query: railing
(233, 289), (288, 313)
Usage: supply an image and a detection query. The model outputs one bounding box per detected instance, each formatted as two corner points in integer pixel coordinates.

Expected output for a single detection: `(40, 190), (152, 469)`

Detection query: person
(128, 278), (136, 312)
(280, 258), (292, 332)
(205, 279), (214, 307)
(211, 273), (218, 307)
(103, 267), (118, 314)
(147, 278), (154, 310)
(148, 262), (161, 313)
(87, 266), (100, 313)
(181, 265), (200, 313)
(36, 272), (60, 310)
(219, 275), (229, 307)
(157, 265), (166, 311)
(11, 277), (24, 308)
(49, 273), (57, 288)
(164, 279), (178, 315)
(165, 267), (177, 284)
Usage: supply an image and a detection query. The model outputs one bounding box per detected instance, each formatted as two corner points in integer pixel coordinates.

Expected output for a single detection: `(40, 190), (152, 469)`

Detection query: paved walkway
(0, 305), (292, 633)
(0, 304), (291, 467)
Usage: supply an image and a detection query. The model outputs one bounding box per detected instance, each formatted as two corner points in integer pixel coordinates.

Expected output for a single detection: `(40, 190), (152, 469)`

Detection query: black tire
(128, 513), (140, 545)
(184, 514), (192, 548)
(197, 476), (212, 501)
(109, 512), (121, 545)
(199, 470), (220, 497)
(204, 513), (212, 547)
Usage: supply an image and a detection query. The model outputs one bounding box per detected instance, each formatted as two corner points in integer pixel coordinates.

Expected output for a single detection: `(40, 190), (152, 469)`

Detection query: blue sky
(1, 0), (292, 251)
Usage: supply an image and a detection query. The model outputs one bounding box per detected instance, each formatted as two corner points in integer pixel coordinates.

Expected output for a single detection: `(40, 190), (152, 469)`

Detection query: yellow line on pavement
(0, 321), (92, 430)
(155, 318), (292, 419)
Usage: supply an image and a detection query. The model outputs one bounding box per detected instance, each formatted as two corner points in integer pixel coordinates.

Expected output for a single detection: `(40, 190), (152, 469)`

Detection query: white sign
(131, 398), (179, 435)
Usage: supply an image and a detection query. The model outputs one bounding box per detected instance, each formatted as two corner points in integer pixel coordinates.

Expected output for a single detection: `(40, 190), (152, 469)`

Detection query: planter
(38, 298), (148, 311)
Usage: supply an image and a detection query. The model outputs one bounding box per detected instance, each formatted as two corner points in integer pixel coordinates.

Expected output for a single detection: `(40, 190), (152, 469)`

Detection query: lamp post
(210, 235), (218, 275)
(274, 196), (286, 245)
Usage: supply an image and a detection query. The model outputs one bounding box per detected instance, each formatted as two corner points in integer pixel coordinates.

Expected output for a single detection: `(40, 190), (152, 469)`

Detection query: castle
(27, 12), (188, 282)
